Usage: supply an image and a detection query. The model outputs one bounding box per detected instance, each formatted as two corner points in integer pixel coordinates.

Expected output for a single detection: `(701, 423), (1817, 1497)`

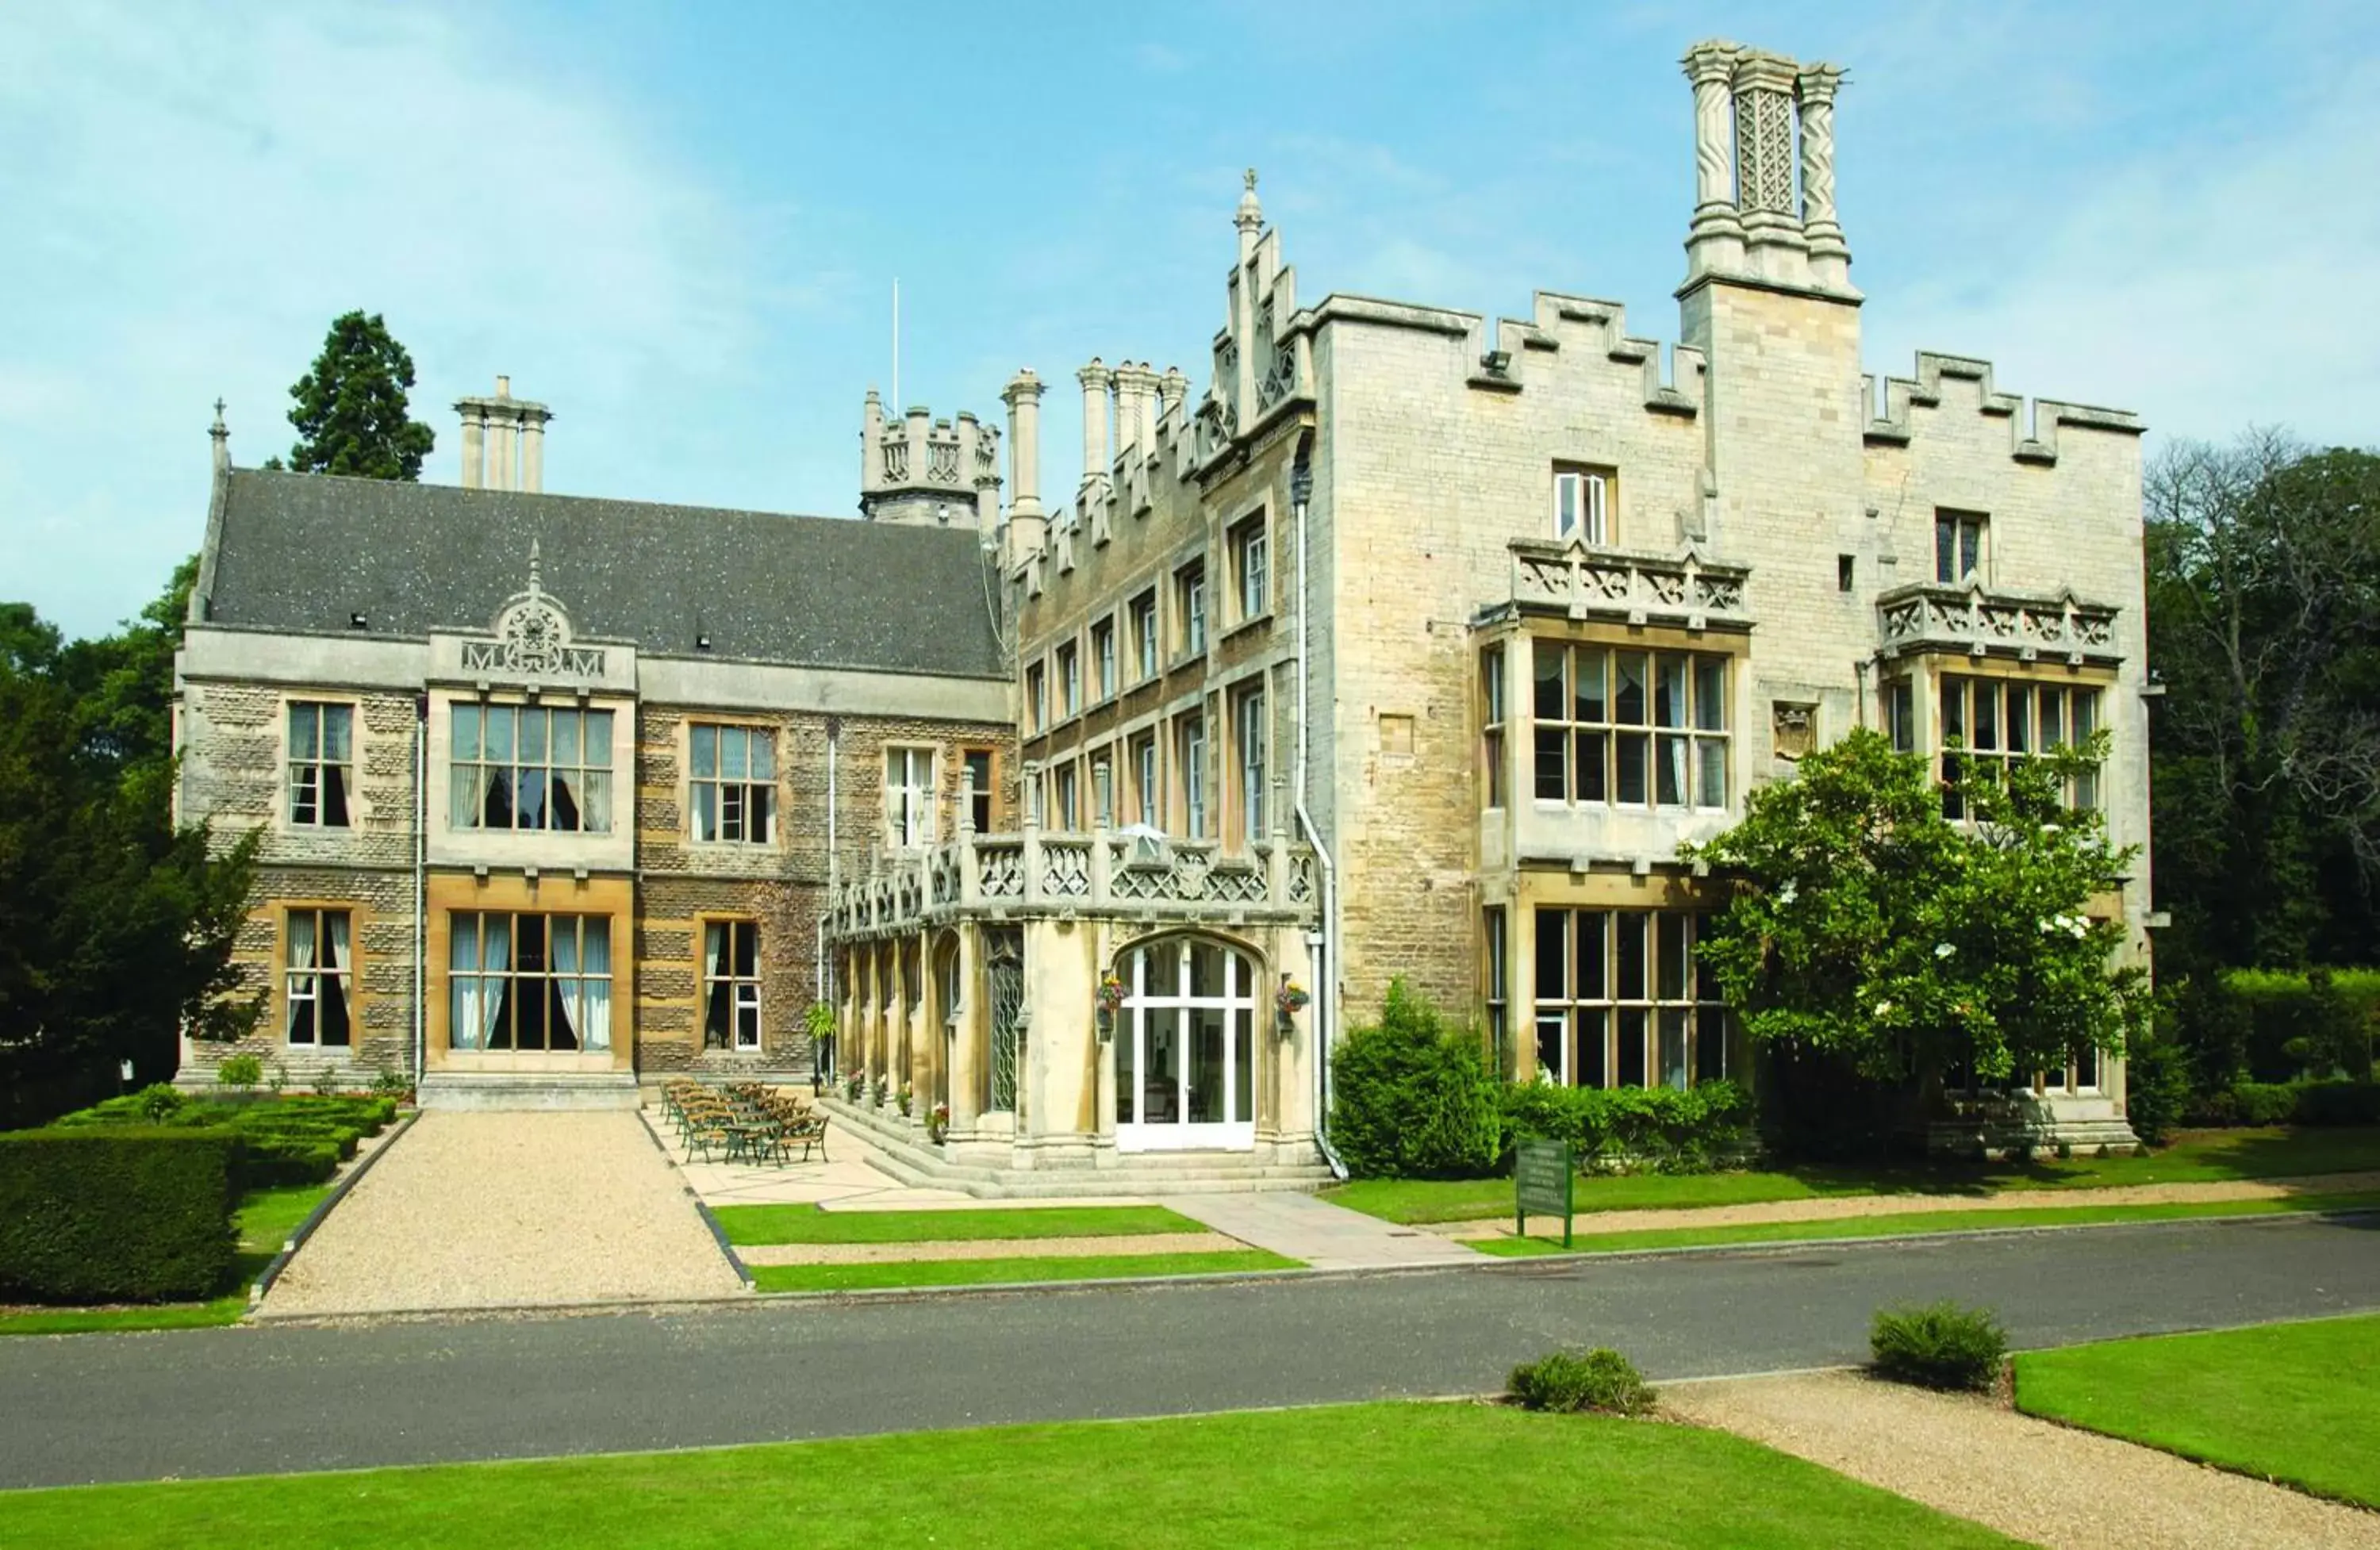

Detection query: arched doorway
(1116, 935), (1257, 1152)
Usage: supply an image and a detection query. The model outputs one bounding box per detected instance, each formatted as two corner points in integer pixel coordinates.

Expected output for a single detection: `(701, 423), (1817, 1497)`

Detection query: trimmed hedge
(1499, 1080), (1754, 1172)
(1330, 981), (1502, 1179)
(47, 1092), (393, 1189)
(0, 1129), (240, 1302)
(2184, 1077), (2380, 1129)
(2220, 969), (2380, 1083)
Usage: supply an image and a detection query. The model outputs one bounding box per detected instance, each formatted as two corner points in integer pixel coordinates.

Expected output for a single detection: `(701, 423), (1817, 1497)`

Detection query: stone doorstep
(735, 1231), (1246, 1265)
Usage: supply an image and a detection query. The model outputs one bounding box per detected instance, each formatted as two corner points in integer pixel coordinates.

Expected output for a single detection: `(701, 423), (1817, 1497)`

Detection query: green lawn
(0, 1182), (332, 1337)
(0, 1400), (2023, 1549)
(713, 1203), (1209, 1246)
(750, 1249), (1296, 1292)
(2017, 1314), (2380, 1509)
(1464, 1190), (2380, 1256)
(1326, 1126), (2380, 1225)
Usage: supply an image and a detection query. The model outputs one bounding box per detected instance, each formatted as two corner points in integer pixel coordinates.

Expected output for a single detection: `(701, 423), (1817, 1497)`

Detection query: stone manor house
(174, 40), (2152, 1183)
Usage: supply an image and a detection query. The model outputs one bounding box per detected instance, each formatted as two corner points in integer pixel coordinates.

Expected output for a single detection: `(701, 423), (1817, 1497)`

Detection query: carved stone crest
(466, 540), (607, 678)
(1772, 701), (1818, 761)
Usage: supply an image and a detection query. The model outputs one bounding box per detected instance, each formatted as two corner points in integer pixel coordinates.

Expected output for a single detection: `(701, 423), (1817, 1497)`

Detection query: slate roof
(197, 470), (1007, 679)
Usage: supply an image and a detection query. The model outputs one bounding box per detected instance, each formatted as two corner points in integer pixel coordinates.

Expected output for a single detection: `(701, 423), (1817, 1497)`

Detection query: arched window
(1115, 936), (1257, 1151)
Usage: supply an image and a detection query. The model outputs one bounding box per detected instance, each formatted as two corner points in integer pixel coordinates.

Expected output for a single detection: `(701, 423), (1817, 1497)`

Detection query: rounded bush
(1870, 1301), (2006, 1391)
(1507, 1348), (1658, 1416)
(1329, 980), (1499, 1179)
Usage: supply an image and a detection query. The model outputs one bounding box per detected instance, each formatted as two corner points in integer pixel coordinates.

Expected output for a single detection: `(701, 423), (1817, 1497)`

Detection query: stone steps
(418, 1072), (642, 1111)
(821, 1097), (1338, 1199)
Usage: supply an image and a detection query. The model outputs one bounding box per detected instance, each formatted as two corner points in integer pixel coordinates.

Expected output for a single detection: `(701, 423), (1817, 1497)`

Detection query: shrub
(371, 1066), (413, 1101)
(134, 1083), (186, 1124)
(2120, 1015), (2192, 1146)
(1869, 1301), (2006, 1391)
(1329, 980), (1500, 1179)
(2294, 1078), (2380, 1126)
(1507, 1348), (1658, 1416)
(0, 1129), (240, 1302)
(1499, 1080), (1754, 1172)
(2225, 968), (2380, 1082)
(217, 1053), (263, 1092)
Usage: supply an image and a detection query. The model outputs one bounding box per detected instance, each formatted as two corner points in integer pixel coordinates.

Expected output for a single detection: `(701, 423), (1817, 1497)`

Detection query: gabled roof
(195, 470), (1007, 679)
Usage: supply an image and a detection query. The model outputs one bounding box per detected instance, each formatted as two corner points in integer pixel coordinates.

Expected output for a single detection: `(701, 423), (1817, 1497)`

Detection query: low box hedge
(2184, 1077), (2380, 1129)
(44, 1092), (393, 1189)
(1499, 1080), (1754, 1172)
(0, 1129), (240, 1303)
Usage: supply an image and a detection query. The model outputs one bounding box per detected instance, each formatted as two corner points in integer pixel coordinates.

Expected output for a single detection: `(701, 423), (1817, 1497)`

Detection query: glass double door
(1115, 938), (1257, 1152)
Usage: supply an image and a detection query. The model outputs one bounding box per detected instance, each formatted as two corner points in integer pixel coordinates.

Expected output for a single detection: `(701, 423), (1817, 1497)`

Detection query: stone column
(520, 412), (546, 493)
(1077, 359), (1111, 488)
(950, 924), (983, 1130)
(459, 408), (486, 489)
(1002, 370), (1046, 569)
(1798, 63), (1851, 289)
(861, 388), (886, 492)
(489, 411), (518, 492)
(1680, 40), (1745, 280)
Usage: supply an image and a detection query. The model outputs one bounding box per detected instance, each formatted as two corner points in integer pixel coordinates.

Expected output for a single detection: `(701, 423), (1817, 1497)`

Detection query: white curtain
(480, 915), (510, 1047)
(581, 922), (612, 1051)
(1666, 737), (1689, 808)
(450, 915), (480, 1050)
(551, 922), (581, 1048)
(285, 912), (316, 1038)
(324, 913), (351, 1045)
(582, 770), (613, 834)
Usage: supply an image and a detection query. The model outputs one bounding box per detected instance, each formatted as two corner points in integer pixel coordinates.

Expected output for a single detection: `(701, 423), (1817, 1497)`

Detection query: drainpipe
(413, 693), (428, 1092)
(1291, 439), (1347, 1180)
(820, 716), (840, 1081)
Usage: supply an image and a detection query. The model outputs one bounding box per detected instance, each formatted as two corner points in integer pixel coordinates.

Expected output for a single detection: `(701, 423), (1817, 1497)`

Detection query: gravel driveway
(1666, 1368), (2380, 1549)
(259, 1111), (745, 1318)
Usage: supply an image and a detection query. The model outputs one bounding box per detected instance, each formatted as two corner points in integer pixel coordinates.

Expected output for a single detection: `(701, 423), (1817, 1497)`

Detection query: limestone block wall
(1311, 294), (1710, 1019)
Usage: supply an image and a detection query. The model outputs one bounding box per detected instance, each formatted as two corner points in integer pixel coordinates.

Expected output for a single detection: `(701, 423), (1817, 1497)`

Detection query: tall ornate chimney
(455, 376), (554, 492)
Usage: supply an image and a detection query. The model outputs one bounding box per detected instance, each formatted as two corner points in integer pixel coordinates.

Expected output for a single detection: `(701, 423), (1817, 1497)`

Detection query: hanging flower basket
(1096, 973), (1126, 1041)
(1275, 980), (1310, 1034)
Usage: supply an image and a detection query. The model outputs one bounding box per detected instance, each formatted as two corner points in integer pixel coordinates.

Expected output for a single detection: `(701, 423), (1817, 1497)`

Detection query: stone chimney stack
(1077, 359), (1112, 494)
(1679, 40), (1855, 297)
(1002, 369), (1047, 566)
(455, 375), (554, 492)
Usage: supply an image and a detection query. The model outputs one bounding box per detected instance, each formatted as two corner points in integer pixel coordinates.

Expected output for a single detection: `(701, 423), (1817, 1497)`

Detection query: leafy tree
(0, 563), (260, 1127)
(2146, 432), (2380, 971)
(1682, 729), (2147, 1133)
(282, 310), (436, 480)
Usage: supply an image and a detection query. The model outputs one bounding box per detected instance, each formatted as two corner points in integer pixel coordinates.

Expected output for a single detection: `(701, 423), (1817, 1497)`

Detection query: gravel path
(260, 1111), (744, 1317)
(1666, 1368), (2380, 1549)
(735, 1231), (1243, 1266)
(1441, 1169), (2380, 1239)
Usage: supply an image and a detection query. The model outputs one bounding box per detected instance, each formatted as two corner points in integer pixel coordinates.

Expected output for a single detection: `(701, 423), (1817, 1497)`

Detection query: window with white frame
(1055, 762), (1080, 829)
(1940, 675), (2101, 817)
(1553, 468), (1610, 544)
(1534, 907), (1727, 1090)
(1483, 906), (1509, 1072)
(448, 911), (613, 1051)
(963, 748), (995, 831)
(1092, 619), (1118, 700)
(288, 702), (355, 828)
(1058, 642), (1081, 718)
(1131, 732), (1159, 827)
(690, 723), (776, 844)
(1935, 510), (1986, 584)
(701, 919), (762, 1051)
(1177, 562), (1207, 657)
(284, 907), (353, 1047)
(1233, 514), (1269, 620)
(1178, 713), (1208, 838)
(1532, 642), (1728, 811)
(1480, 645), (1507, 809)
(885, 746), (936, 847)
(1130, 590), (1160, 681)
(1234, 685), (1267, 841)
(1025, 662), (1047, 732)
(451, 704), (615, 832)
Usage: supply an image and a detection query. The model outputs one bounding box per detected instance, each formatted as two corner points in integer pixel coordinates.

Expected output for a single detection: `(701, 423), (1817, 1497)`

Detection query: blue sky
(5, 1), (2376, 639)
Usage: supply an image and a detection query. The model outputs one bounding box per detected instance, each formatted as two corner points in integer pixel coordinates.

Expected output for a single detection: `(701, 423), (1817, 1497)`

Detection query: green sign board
(1514, 1138), (1574, 1248)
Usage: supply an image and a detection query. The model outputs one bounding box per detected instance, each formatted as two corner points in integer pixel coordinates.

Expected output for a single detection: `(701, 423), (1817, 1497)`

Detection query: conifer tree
(282, 310), (436, 480)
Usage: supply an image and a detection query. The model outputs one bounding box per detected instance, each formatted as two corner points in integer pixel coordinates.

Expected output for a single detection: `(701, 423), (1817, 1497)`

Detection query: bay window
(1532, 641), (1728, 811)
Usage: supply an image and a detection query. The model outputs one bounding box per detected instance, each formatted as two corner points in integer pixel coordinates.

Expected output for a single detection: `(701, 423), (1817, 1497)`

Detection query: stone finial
(1236, 168), (1264, 259)
(209, 397), (229, 474)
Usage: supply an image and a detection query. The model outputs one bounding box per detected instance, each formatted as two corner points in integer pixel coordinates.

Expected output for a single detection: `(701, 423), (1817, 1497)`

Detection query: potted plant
(896, 1083), (913, 1118)
(928, 1102), (950, 1144)
(1275, 978), (1311, 1031)
(1096, 973), (1126, 1040)
(844, 1070), (866, 1103)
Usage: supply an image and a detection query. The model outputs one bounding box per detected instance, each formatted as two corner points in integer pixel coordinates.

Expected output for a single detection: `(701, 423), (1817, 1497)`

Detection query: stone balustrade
(1499, 536), (1752, 632)
(827, 824), (1318, 942)
(1876, 582), (2121, 666)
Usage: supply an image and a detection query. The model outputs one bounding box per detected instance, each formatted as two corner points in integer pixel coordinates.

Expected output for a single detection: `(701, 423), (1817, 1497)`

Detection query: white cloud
(0, 1), (777, 635)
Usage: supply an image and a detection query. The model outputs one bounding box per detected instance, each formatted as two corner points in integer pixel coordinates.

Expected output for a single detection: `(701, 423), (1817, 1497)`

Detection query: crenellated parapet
(860, 389), (1001, 528)
(1864, 352), (2144, 463)
(1473, 294), (1707, 417)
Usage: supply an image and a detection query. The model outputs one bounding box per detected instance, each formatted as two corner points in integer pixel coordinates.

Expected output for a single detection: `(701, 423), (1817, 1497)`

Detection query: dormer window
(1554, 468), (1610, 545)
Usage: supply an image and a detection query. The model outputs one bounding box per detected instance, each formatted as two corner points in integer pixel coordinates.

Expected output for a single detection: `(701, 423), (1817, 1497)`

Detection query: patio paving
(1164, 1191), (1483, 1272)
(641, 1107), (1157, 1213)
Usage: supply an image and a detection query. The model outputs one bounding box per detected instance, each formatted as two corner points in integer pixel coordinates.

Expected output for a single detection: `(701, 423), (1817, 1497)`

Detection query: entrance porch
(823, 814), (1329, 1195)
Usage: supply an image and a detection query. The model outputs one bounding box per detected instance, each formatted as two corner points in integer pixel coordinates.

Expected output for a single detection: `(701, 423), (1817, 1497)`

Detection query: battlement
(1864, 351), (2143, 463)
(860, 389), (1000, 528)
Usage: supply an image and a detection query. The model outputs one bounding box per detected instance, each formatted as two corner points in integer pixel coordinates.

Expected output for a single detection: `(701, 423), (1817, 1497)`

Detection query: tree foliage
(1329, 980), (1500, 1178)
(1682, 729), (2146, 1107)
(282, 310), (436, 480)
(2147, 432), (2380, 970)
(0, 562), (259, 1127)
